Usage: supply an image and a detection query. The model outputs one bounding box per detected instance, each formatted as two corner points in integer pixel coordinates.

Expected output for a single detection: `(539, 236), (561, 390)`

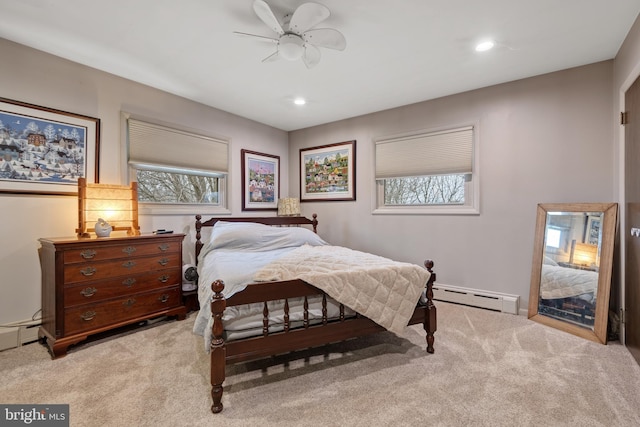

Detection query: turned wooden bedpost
(424, 260), (437, 354)
(195, 215), (203, 264)
(211, 280), (226, 414)
(311, 213), (318, 234)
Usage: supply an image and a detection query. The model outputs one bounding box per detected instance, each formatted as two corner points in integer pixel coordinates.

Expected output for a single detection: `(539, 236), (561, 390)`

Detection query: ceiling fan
(234, 0), (347, 68)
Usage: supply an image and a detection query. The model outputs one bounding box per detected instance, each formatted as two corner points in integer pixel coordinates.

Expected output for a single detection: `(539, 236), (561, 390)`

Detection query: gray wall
(289, 61), (615, 310)
(0, 38), (288, 325)
(0, 26), (632, 326)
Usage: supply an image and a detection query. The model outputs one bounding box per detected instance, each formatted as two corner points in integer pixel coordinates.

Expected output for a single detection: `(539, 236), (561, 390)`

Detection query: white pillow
(209, 221), (327, 251)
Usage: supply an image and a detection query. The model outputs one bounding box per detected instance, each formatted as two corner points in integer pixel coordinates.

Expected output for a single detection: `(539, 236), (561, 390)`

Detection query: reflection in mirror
(528, 203), (618, 344)
(540, 211), (601, 329)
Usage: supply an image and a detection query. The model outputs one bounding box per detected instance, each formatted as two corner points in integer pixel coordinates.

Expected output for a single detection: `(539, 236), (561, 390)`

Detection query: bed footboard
(209, 260), (437, 414)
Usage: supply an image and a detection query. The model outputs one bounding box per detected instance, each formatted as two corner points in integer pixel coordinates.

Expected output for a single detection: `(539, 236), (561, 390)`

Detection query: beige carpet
(1, 302), (640, 427)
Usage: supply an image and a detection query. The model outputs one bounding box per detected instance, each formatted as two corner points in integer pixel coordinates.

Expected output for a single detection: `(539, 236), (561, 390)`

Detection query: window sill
(372, 205), (480, 215)
(139, 203), (231, 216)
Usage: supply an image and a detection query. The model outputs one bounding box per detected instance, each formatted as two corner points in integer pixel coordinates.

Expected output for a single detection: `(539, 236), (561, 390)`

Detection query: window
(545, 227), (562, 249)
(135, 169), (219, 204)
(374, 125), (479, 214)
(126, 117), (229, 214)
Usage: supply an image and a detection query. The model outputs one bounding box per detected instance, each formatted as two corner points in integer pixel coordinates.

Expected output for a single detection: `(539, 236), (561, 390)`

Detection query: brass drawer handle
(122, 246), (137, 255)
(158, 258), (169, 266)
(122, 260), (136, 269)
(158, 243), (170, 252)
(159, 275), (170, 283)
(80, 287), (97, 297)
(80, 250), (97, 259)
(80, 311), (96, 321)
(80, 267), (97, 276)
(158, 294), (170, 303)
(122, 278), (136, 287)
(123, 298), (136, 307)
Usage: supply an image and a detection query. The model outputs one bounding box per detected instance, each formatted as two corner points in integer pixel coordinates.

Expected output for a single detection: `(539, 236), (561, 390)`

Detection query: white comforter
(540, 264), (598, 300)
(253, 245), (431, 336)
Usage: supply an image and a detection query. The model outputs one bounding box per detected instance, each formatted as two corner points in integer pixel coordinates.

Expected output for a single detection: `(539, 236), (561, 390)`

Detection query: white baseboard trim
(432, 284), (520, 315)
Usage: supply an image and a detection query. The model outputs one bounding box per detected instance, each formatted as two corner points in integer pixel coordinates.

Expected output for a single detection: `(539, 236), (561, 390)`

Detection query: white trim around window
(372, 122), (480, 215)
(122, 112), (231, 216)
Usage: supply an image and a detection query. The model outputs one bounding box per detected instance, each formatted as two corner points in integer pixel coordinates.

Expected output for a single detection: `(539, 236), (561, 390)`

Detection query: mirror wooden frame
(528, 202), (618, 344)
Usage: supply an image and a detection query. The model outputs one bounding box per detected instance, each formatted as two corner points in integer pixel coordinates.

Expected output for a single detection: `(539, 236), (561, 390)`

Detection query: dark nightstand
(182, 286), (200, 312)
(557, 262), (598, 272)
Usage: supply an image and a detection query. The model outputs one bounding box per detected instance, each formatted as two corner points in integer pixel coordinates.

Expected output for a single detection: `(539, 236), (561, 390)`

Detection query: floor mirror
(528, 202), (618, 344)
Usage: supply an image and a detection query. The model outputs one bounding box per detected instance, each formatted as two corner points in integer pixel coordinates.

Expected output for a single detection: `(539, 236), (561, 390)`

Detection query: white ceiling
(1, 1), (639, 131)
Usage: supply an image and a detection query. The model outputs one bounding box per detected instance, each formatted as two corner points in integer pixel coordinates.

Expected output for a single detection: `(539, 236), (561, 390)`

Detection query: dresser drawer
(63, 240), (180, 264)
(64, 253), (180, 284)
(64, 269), (181, 307)
(64, 286), (182, 335)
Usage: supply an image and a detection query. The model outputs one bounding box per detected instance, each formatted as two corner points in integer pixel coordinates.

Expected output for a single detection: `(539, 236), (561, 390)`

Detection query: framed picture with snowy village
(241, 149), (280, 211)
(300, 140), (356, 202)
(0, 98), (99, 195)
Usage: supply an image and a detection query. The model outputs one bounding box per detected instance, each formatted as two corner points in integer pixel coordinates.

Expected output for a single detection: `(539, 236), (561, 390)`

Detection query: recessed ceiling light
(475, 41), (495, 52)
(294, 98), (306, 105)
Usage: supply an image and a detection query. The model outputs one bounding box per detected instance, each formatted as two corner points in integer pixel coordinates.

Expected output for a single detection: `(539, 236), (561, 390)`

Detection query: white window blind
(375, 126), (473, 179)
(128, 119), (228, 176)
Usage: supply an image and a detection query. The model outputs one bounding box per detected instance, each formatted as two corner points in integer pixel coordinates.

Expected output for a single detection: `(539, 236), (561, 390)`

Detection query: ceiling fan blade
(233, 31), (279, 44)
(262, 50), (280, 63)
(303, 28), (346, 51)
(253, 0), (284, 35)
(289, 3), (330, 34)
(302, 44), (321, 69)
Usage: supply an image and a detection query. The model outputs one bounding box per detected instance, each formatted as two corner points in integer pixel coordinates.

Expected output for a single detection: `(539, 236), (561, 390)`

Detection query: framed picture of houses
(585, 214), (601, 246)
(0, 97), (100, 195)
(300, 140), (356, 202)
(241, 149), (280, 211)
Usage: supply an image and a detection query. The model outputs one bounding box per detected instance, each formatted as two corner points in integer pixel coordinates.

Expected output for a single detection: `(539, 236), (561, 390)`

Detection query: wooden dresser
(38, 233), (187, 358)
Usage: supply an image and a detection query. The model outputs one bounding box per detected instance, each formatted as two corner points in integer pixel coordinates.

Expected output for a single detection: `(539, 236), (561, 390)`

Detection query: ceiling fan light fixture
(294, 97), (306, 105)
(279, 34), (304, 60)
(239, 1), (345, 68)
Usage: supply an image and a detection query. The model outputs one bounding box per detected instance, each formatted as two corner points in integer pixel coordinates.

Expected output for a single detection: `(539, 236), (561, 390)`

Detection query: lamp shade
(76, 177), (140, 237)
(573, 242), (598, 266)
(277, 197), (300, 216)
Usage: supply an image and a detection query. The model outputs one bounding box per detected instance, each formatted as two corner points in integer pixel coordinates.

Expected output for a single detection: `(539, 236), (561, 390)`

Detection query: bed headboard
(194, 214), (319, 264)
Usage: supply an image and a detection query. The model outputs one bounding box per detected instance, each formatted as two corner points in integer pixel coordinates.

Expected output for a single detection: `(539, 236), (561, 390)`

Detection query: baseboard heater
(0, 322), (40, 352)
(432, 284), (519, 315)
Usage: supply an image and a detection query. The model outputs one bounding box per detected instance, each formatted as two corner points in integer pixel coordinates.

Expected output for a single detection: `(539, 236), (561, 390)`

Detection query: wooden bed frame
(195, 214), (437, 414)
